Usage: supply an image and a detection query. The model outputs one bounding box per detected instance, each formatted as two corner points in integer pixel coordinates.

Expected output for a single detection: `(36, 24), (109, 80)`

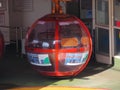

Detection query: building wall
(9, 0), (51, 40)
(9, 0), (51, 27)
(0, 0), (10, 44)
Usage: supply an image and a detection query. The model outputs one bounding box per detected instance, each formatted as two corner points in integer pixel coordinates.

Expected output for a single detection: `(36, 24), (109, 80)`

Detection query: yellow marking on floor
(9, 86), (108, 90)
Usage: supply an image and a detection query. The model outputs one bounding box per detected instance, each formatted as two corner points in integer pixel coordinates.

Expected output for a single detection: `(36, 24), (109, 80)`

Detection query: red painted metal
(25, 14), (92, 77)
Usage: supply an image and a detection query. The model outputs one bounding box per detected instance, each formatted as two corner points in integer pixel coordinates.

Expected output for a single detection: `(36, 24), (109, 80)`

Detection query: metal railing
(0, 25), (29, 54)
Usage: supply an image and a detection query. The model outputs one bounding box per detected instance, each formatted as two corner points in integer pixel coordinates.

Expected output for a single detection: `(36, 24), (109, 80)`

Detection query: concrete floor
(0, 44), (120, 90)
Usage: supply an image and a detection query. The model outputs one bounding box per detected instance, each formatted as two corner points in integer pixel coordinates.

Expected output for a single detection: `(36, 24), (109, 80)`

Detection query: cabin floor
(0, 43), (120, 90)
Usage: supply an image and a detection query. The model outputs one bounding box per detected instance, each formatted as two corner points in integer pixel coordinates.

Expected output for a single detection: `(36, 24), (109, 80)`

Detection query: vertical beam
(92, 0), (96, 29)
(111, 0), (115, 57)
(109, 0), (113, 64)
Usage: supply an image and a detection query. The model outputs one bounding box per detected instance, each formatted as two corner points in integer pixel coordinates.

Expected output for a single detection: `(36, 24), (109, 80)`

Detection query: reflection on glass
(114, 29), (120, 55)
(59, 21), (89, 49)
(27, 21), (55, 49)
(96, 28), (109, 55)
(114, 0), (120, 27)
(96, 0), (109, 25)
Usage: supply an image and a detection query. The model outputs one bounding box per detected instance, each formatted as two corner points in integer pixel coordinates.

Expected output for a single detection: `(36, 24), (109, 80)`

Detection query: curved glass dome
(25, 14), (92, 77)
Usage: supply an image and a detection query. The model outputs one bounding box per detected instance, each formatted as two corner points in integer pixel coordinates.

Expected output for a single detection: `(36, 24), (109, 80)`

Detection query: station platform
(0, 44), (120, 90)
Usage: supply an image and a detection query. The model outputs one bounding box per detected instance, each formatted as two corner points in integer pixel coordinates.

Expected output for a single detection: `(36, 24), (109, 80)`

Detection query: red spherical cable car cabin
(25, 0), (92, 77)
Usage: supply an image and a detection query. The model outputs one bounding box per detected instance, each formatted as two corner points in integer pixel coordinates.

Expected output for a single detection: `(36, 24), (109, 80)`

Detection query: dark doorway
(66, 0), (80, 18)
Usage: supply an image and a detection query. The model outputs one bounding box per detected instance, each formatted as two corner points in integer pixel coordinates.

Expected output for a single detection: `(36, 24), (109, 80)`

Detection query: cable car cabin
(0, 30), (4, 59)
(25, 14), (92, 77)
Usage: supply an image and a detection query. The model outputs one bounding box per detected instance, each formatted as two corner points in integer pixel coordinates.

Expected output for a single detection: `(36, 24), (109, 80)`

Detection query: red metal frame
(25, 14), (92, 77)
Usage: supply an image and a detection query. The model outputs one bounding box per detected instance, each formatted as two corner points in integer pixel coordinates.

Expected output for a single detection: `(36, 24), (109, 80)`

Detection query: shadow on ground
(0, 44), (113, 90)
